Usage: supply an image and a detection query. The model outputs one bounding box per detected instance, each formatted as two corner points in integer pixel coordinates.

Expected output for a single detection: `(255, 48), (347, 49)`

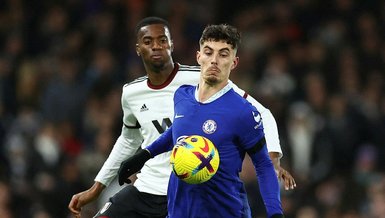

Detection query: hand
(276, 166), (296, 190)
(118, 149), (151, 185)
(268, 152), (296, 190)
(68, 195), (83, 218)
(68, 182), (105, 217)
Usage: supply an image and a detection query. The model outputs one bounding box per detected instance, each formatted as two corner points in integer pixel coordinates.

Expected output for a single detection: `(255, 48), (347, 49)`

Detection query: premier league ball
(170, 135), (220, 184)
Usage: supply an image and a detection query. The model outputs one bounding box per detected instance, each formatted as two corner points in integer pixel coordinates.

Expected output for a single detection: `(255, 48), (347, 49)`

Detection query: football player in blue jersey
(118, 23), (284, 218)
(69, 17), (293, 218)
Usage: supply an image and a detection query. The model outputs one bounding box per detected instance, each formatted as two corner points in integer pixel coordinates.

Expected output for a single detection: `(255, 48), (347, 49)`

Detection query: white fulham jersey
(95, 63), (282, 195)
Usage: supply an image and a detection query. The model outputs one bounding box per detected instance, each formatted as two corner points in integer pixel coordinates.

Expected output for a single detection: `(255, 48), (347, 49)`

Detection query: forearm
(90, 182), (106, 196)
(95, 133), (141, 186)
(251, 147), (283, 216)
(146, 127), (174, 156)
(269, 152), (281, 171)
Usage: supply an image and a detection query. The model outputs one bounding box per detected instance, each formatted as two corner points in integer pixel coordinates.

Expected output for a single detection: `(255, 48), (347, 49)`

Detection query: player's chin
(204, 76), (219, 84)
(150, 61), (166, 69)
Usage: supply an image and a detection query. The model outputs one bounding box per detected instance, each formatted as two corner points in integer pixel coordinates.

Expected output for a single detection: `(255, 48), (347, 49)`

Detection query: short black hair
(199, 24), (241, 50)
(135, 17), (170, 35)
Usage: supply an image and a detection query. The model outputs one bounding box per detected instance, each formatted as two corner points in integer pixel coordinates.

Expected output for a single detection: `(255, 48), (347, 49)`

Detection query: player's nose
(152, 41), (163, 50)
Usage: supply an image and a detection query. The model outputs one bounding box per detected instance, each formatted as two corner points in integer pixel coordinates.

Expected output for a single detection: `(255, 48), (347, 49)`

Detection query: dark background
(0, 0), (384, 217)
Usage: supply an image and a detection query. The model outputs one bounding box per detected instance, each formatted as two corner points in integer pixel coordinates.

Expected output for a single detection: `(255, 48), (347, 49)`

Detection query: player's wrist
(91, 182), (106, 195)
(143, 148), (152, 158)
(118, 148), (152, 185)
(268, 152), (281, 166)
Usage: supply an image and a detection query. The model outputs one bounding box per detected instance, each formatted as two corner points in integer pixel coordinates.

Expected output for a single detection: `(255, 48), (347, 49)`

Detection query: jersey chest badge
(202, 119), (217, 134)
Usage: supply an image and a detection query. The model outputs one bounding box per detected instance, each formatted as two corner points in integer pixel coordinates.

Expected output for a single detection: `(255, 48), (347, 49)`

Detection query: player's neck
(197, 81), (228, 102)
(146, 62), (175, 85)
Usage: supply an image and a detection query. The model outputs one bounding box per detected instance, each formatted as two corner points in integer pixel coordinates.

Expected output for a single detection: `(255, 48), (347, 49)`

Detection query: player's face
(196, 40), (238, 86)
(136, 24), (174, 70)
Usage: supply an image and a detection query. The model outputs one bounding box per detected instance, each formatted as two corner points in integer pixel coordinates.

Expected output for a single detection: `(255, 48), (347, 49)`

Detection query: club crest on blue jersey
(252, 110), (262, 129)
(202, 119), (217, 134)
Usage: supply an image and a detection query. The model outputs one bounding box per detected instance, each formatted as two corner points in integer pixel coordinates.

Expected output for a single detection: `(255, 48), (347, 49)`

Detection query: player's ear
(135, 44), (140, 56)
(231, 56), (239, 70)
(196, 51), (201, 65)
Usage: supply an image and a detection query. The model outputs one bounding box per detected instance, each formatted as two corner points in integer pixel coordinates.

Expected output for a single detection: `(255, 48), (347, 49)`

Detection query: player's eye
(219, 53), (229, 57)
(204, 50), (212, 56)
(143, 39), (152, 45)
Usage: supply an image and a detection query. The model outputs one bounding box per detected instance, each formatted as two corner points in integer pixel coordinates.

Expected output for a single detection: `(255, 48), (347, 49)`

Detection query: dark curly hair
(199, 24), (241, 50)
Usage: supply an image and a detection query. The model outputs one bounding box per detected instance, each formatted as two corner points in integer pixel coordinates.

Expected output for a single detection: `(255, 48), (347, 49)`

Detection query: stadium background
(0, 0), (384, 217)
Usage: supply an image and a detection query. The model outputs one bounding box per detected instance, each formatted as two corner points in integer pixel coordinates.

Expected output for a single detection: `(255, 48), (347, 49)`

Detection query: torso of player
(172, 85), (256, 180)
(167, 85), (263, 217)
(121, 64), (200, 195)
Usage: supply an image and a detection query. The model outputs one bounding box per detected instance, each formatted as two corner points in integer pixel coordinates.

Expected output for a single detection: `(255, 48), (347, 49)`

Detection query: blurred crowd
(0, 0), (384, 217)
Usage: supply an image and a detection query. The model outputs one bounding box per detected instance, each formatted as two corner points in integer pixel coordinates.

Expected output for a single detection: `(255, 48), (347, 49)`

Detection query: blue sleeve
(146, 126), (174, 157)
(236, 103), (265, 150)
(249, 145), (283, 217)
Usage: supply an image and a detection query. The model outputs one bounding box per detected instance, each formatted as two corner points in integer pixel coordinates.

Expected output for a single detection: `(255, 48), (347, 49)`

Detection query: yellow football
(170, 135), (220, 184)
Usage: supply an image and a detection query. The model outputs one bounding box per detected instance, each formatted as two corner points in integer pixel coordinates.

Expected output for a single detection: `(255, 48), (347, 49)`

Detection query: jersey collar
(194, 81), (232, 104)
(147, 63), (179, 90)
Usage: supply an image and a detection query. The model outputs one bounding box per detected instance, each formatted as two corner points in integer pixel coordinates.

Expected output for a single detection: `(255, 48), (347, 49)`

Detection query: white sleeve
(230, 81), (283, 157)
(94, 86), (144, 186)
(94, 126), (143, 186)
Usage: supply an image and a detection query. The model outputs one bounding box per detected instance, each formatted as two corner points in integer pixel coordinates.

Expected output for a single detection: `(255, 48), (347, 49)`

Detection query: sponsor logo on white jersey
(140, 104), (149, 112)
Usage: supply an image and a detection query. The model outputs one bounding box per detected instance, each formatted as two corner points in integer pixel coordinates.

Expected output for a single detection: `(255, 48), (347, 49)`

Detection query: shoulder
(123, 76), (148, 89)
(227, 90), (260, 118)
(174, 84), (195, 102)
(228, 80), (268, 113)
(233, 96), (263, 132)
(240, 101), (262, 130)
(175, 64), (200, 80)
(122, 76), (148, 96)
(175, 84), (195, 95)
(177, 64), (200, 73)
(227, 89), (252, 106)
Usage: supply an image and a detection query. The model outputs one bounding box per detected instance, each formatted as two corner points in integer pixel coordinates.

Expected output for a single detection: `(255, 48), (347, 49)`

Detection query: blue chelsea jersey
(169, 85), (266, 218)
(147, 84), (282, 218)
(172, 85), (264, 178)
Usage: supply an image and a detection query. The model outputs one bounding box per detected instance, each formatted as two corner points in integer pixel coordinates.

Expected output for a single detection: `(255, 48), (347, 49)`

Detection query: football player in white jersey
(68, 17), (295, 218)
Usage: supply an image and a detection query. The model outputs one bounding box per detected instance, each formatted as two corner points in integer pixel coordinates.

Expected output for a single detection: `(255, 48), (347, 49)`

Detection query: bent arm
(230, 81), (282, 156)
(245, 95), (282, 156)
(249, 145), (283, 217)
(95, 126), (143, 186)
(232, 82), (296, 190)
